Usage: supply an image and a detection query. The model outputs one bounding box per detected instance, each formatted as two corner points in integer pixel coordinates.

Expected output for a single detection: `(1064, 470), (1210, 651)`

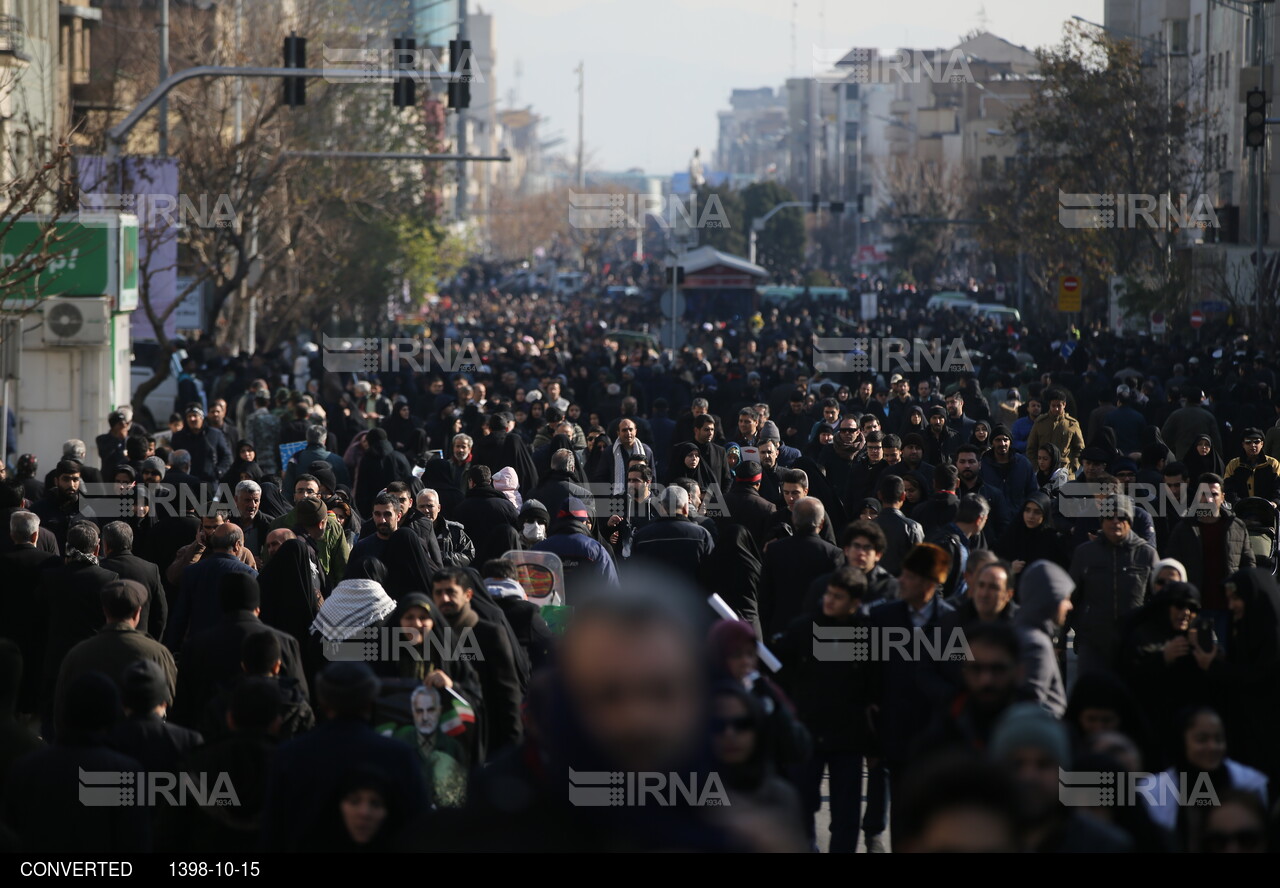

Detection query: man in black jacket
(531, 448), (593, 520)
(759, 497), (842, 637)
(99, 520), (167, 641)
(628, 485), (715, 580)
(0, 510), (60, 714)
(773, 566), (872, 854)
(30, 459), (90, 551)
(691, 414), (732, 494)
(452, 463), (520, 544)
(416, 488), (476, 567)
(39, 522), (119, 727)
(95, 410), (130, 474)
(169, 404), (233, 484)
(171, 572), (309, 728)
(721, 460), (777, 551)
(431, 567), (523, 754)
(875, 473), (924, 576)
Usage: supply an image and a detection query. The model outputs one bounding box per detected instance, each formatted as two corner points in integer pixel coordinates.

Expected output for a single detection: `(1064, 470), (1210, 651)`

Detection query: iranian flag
(441, 689), (476, 737)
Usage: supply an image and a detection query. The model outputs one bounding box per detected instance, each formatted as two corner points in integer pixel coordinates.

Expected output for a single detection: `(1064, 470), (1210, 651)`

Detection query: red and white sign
(1189, 310), (1205, 329)
(1150, 310), (1166, 334)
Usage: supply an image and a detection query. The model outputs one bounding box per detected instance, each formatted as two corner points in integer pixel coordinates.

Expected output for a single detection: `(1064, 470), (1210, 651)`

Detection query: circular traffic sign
(1190, 310), (1205, 329)
(1062, 276), (1080, 291)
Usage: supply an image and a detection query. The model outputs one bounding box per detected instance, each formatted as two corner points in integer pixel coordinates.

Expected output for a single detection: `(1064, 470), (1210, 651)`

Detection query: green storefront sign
(0, 214), (138, 307)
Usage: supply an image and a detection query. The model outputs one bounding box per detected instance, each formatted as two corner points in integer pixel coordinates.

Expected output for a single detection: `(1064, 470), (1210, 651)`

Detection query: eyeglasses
(837, 428), (858, 434)
(710, 716), (756, 735)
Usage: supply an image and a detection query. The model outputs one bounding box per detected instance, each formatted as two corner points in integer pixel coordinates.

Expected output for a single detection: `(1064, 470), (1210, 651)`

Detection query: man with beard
(944, 392), (976, 443)
(430, 568), (523, 754)
(915, 622), (1028, 757)
(691, 415), (732, 494)
(349, 493), (403, 574)
(954, 445), (1011, 538)
(923, 406), (959, 467)
(30, 459), (89, 551)
(900, 433), (934, 480)
(980, 425), (1037, 511)
(848, 430), (888, 505)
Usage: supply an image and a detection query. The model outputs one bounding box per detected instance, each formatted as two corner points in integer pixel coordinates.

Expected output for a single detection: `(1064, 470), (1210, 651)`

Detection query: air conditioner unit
(42, 297), (110, 346)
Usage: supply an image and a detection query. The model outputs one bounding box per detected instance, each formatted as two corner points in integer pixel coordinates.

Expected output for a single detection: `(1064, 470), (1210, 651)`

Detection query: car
(976, 303), (1022, 324)
(925, 292), (979, 313)
(604, 329), (660, 353)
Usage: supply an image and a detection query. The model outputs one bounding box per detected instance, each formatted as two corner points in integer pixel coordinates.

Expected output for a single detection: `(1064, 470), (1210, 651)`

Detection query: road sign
(1189, 309), (1205, 329)
(1199, 300), (1228, 313)
(994, 283), (1006, 302)
(1150, 310), (1166, 334)
(1057, 275), (1081, 312)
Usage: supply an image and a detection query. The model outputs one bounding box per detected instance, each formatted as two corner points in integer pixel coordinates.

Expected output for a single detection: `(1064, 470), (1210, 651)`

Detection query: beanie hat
(990, 702), (1070, 765)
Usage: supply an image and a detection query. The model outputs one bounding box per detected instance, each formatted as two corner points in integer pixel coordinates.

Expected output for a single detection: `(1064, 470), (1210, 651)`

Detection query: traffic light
(811, 193), (820, 213)
(448, 39), (472, 110)
(393, 37), (416, 108)
(1246, 88), (1267, 149)
(283, 34), (306, 107)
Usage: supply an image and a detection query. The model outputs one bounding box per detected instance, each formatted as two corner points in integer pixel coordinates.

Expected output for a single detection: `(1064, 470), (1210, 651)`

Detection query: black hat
(1081, 445), (1111, 463)
(735, 460), (764, 482)
(927, 406), (946, 419)
(1242, 427), (1265, 443)
(990, 424), (1012, 441)
(121, 660), (170, 710)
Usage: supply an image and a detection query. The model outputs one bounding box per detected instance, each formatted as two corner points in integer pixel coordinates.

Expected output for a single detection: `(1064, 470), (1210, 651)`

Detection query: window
(1208, 54), (1215, 91)
(1193, 14), (1201, 53)
(845, 83), (859, 100)
(1225, 52), (1230, 89)
(1170, 19), (1188, 55)
(981, 155), (996, 179)
(1004, 156), (1016, 175)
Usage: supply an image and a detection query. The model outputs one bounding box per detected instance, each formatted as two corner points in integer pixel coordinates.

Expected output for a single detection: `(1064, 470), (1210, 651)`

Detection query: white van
(976, 303), (1022, 324)
(925, 292), (979, 313)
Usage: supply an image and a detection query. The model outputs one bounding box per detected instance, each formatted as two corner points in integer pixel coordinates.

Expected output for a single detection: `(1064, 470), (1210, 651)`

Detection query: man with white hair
(416, 488), (475, 567)
(0, 511), (60, 712)
(627, 485), (714, 578)
(759, 496), (843, 637)
(232, 479), (272, 559)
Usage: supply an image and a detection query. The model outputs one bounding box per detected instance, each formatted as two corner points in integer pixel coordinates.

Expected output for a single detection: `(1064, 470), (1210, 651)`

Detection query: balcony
(0, 14), (29, 66)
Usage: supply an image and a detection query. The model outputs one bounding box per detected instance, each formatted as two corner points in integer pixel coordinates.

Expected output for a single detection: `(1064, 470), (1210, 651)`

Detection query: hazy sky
(479, 0), (1105, 175)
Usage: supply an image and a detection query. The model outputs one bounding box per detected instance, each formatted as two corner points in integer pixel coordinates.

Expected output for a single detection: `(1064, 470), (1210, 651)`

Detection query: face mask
(522, 522), (546, 542)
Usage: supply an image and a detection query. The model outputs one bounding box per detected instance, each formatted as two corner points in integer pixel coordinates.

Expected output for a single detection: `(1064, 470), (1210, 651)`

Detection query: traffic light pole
(748, 200), (847, 265)
(105, 64), (469, 160)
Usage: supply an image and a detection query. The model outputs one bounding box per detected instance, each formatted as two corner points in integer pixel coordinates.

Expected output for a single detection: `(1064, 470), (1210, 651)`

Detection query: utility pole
(455, 0), (469, 221)
(158, 0), (169, 156)
(234, 0), (245, 352)
(575, 61), (585, 188)
(1257, 0), (1268, 316)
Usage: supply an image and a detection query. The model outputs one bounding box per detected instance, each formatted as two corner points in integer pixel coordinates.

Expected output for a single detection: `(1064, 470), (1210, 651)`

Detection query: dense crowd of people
(2, 285), (1280, 853)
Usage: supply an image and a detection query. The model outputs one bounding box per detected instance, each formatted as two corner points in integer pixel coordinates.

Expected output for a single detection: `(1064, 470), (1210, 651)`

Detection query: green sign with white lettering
(0, 214), (138, 305)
